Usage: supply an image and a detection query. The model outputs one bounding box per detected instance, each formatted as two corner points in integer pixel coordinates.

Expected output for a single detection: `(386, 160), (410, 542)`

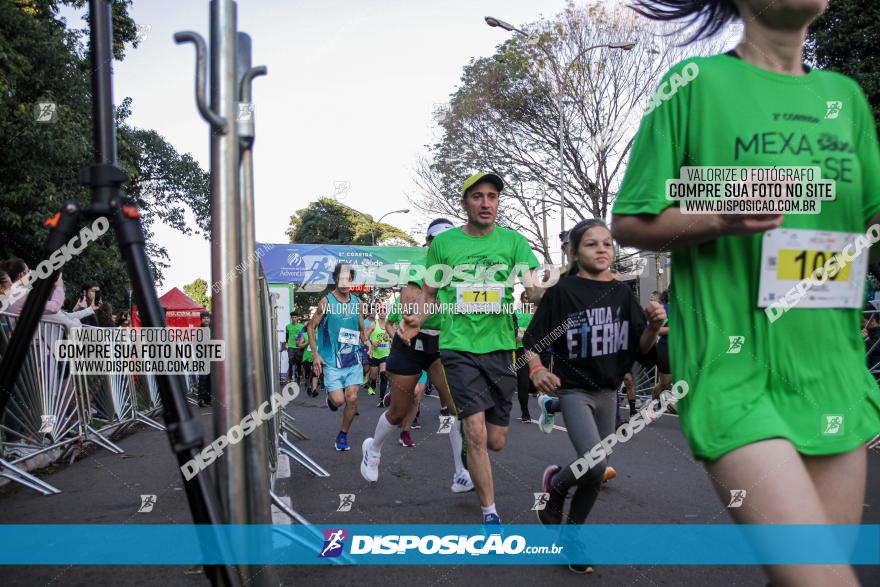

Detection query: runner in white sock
(360, 218), (473, 492)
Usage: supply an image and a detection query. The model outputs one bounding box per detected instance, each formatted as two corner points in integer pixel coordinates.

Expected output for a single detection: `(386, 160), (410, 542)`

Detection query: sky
(61, 0), (591, 292)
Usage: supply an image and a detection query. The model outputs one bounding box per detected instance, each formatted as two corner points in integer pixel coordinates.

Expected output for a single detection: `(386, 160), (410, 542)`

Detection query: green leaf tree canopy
(182, 278), (211, 311)
(0, 1), (210, 311)
(286, 198), (417, 246)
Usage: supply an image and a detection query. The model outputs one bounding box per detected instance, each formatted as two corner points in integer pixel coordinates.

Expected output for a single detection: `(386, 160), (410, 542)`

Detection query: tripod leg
(112, 203), (241, 586)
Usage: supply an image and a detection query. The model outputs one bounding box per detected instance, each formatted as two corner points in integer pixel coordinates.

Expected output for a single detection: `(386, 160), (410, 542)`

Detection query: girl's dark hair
(566, 219), (611, 275)
(629, 1), (740, 45)
(1, 258), (28, 283)
(660, 289), (670, 304)
(0, 270), (10, 289)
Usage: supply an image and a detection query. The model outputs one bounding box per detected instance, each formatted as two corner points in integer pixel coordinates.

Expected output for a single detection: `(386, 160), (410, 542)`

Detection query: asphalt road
(1, 386), (878, 587)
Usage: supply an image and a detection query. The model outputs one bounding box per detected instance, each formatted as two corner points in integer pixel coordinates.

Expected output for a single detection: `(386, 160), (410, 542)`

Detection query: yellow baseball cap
(461, 172), (504, 196)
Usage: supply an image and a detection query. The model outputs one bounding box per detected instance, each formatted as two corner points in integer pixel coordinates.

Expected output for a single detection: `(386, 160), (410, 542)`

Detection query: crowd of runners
(273, 1), (880, 583)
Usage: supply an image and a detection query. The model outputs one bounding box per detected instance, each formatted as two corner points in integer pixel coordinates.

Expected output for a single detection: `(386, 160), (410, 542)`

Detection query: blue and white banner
(257, 243), (424, 287)
(0, 525), (877, 565)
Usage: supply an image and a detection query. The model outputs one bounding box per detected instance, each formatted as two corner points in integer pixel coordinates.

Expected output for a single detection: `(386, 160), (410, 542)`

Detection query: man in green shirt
(297, 327), (317, 397)
(361, 219), (474, 493)
(285, 312), (304, 383)
(397, 173), (544, 527)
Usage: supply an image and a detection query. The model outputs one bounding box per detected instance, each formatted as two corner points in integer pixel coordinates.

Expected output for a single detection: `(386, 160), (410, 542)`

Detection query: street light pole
(557, 88), (565, 263)
(371, 208), (410, 247)
(365, 208), (409, 302)
(485, 16), (635, 265)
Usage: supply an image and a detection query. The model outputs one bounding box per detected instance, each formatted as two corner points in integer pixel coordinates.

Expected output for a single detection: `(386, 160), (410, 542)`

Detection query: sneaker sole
(398, 440), (414, 447)
(568, 565), (594, 575)
(451, 480), (474, 493)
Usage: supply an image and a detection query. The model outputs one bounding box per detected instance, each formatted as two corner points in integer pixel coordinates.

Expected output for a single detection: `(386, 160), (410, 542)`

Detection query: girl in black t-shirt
(522, 219), (665, 573)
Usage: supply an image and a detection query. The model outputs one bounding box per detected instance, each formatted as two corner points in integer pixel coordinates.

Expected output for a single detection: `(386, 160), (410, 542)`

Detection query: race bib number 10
(758, 228), (866, 309)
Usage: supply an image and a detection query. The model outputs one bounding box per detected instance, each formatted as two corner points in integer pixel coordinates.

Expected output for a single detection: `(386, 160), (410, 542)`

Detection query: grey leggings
(547, 388), (617, 524)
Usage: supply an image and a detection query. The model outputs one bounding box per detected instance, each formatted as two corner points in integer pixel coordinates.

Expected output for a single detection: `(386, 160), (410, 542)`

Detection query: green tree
(807, 0), (880, 124)
(286, 198), (417, 246)
(182, 277), (211, 311)
(285, 198), (417, 314)
(0, 1), (210, 311)
(413, 2), (715, 260)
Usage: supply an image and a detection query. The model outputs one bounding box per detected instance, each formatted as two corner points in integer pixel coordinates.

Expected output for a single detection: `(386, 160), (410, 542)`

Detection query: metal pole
(557, 87), (566, 265)
(235, 31), (273, 586)
(209, 0), (247, 527)
(542, 197), (548, 262)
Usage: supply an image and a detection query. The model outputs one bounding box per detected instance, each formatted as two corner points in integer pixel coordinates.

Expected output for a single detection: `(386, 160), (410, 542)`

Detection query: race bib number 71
(455, 285), (503, 314)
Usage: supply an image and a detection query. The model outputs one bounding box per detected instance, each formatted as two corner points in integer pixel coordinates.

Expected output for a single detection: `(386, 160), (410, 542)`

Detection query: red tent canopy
(132, 287), (207, 328)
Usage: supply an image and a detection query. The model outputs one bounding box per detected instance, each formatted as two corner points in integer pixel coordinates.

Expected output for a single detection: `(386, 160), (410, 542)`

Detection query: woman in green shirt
(613, 2), (880, 585)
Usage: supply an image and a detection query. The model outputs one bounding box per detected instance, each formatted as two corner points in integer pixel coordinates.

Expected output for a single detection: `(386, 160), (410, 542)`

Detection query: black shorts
(656, 340), (670, 374)
(302, 360), (313, 375)
(368, 356), (387, 367)
(386, 332), (440, 375)
(439, 349), (516, 426)
(287, 347), (303, 363)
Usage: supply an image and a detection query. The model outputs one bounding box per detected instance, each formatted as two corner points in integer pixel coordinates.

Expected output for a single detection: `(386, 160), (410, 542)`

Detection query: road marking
(529, 420), (567, 432)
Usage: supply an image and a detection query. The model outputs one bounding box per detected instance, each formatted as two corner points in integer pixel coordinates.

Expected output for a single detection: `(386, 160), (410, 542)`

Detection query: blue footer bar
(0, 524), (877, 565)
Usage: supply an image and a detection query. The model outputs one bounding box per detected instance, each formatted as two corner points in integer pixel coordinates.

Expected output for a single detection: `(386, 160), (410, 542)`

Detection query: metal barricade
(0, 314), (77, 494)
(133, 373), (166, 431)
(0, 315), (122, 492)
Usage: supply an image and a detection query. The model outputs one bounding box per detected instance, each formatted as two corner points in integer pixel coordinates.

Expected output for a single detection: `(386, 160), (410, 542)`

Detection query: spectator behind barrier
(1, 258), (65, 316)
(73, 280), (101, 326)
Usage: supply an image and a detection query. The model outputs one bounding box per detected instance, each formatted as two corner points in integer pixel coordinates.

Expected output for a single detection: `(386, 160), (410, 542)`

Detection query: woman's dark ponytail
(629, 0), (740, 45)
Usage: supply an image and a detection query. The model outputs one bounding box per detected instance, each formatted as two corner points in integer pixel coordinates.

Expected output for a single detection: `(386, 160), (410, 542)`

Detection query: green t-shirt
(425, 226), (539, 353)
(410, 256), (442, 331)
(370, 321), (391, 359)
(299, 331), (312, 362)
(387, 295), (402, 324)
(613, 54), (880, 460)
(514, 310), (533, 349)
(285, 322), (304, 348)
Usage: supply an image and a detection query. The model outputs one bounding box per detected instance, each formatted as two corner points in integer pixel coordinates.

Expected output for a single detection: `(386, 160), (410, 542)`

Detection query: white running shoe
(537, 394), (555, 434)
(360, 437), (380, 482)
(450, 469), (475, 493)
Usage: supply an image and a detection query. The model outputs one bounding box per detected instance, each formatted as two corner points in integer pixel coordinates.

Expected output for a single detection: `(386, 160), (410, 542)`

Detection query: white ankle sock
(480, 503), (497, 516)
(371, 411), (396, 453)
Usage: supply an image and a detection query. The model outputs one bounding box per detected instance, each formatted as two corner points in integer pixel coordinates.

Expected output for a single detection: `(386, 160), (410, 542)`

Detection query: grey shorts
(439, 349), (517, 426)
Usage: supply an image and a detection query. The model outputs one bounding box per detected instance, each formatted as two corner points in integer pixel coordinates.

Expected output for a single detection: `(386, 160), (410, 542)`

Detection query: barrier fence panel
(133, 374), (166, 431)
(82, 370), (137, 435)
(260, 274), (280, 484)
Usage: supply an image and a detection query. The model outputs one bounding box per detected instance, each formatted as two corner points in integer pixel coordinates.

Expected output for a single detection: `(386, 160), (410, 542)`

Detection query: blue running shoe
(335, 431), (350, 451)
(482, 512), (503, 535)
(326, 395), (339, 412)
